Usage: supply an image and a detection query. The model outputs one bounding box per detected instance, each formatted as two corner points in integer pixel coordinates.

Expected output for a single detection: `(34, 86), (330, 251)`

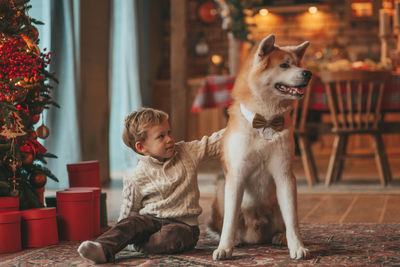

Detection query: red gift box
(20, 208), (58, 248)
(56, 190), (93, 241)
(0, 197), (19, 212)
(0, 211), (21, 253)
(66, 187), (101, 236)
(67, 160), (101, 188)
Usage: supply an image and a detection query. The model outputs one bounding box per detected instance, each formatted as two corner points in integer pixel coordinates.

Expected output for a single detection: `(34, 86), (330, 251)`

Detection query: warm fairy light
(259, 8), (269, 16)
(308, 6), (318, 14)
(211, 54), (223, 65)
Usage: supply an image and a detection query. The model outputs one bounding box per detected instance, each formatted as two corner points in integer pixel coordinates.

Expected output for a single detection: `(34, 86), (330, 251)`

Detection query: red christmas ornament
(31, 115), (40, 124)
(30, 172), (47, 188)
(22, 152), (34, 165)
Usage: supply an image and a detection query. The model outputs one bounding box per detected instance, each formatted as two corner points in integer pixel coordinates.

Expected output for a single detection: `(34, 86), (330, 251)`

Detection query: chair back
(320, 70), (391, 131)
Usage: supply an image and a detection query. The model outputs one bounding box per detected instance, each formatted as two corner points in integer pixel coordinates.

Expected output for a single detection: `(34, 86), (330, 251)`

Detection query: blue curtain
(109, 0), (142, 176)
(30, 0), (82, 189)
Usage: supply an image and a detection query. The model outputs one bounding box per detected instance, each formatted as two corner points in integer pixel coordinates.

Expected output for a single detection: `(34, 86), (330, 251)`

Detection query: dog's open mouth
(275, 83), (307, 97)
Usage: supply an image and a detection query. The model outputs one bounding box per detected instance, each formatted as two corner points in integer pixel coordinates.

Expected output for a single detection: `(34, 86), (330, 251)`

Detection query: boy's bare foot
(77, 241), (107, 263)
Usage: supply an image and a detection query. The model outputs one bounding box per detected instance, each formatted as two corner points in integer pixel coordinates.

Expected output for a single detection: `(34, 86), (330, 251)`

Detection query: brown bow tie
(252, 114), (285, 131)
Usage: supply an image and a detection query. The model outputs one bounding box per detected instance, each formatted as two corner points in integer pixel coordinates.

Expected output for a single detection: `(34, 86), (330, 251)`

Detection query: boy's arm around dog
(182, 128), (225, 165)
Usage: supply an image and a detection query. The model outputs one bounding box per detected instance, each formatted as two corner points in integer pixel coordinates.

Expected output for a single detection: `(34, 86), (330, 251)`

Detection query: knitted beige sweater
(118, 129), (224, 226)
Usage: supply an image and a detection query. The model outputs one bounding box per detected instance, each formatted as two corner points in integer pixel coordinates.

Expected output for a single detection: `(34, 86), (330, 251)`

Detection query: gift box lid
(66, 187), (101, 196)
(20, 208), (56, 220)
(0, 211), (21, 224)
(0, 197), (19, 208)
(56, 190), (93, 201)
(66, 160), (100, 172)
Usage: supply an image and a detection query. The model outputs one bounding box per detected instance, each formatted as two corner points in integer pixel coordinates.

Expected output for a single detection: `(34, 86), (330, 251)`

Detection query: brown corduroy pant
(95, 214), (200, 262)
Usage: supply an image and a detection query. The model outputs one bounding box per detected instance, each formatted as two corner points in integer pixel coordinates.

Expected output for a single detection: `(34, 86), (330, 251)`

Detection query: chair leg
(325, 134), (346, 186)
(332, 134), (348, 182)
(372, 134), (392, 186)
(298, 136), (319, 186)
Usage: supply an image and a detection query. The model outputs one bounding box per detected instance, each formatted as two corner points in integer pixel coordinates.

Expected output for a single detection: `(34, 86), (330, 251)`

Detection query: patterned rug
(1, 223), (400, 266)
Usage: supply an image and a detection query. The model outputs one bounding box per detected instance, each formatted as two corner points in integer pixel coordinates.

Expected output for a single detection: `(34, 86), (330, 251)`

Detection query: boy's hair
(122, 107), (169, 153)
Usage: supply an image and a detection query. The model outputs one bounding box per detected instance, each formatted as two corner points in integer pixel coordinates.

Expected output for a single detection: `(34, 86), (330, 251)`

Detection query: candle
(379, 9), (390, 36)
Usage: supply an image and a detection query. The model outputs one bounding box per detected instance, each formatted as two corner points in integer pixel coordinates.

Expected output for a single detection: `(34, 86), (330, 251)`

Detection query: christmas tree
(0, 0), (59, 209)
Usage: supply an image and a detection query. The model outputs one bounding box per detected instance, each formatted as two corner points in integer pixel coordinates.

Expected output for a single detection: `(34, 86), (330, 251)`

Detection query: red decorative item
(20, 208), (58, 248)
(66, 187), (101, 236)
(0, 211), (21, 253)
(0, 196), (19, 212)
(30, 172), (47, 188)
(67, 160), (101, 188)
(198, 1), (217, 24)
(22, 152), (35, 165)
(56, 190), (93, 241)
(0, 38), (50, 99)
(31, 115), (40, 124)
(20, 139), (46, 154)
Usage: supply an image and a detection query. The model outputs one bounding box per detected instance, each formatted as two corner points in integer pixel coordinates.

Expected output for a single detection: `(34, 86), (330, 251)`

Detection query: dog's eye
(280, 63), (290, 68)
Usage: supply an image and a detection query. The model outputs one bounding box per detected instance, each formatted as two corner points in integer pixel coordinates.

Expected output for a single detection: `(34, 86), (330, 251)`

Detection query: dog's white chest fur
(224, 125), (292, 187)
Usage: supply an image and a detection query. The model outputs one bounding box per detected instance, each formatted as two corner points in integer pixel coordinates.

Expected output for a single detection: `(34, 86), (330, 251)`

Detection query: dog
(208, 34), (312, 260)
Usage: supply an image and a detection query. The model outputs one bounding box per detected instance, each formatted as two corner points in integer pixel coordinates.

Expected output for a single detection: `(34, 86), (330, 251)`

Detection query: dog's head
(248, 34), (311, 101)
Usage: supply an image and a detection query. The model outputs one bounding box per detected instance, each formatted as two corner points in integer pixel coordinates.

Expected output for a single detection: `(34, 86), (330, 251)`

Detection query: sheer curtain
(30, 0), (82, 189)
(109, 0), (142, 177)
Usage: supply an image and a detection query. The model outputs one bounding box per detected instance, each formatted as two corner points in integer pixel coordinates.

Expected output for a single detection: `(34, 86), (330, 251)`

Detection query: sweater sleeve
(184, 128), (225, 164)
(117, 173), (143, 222)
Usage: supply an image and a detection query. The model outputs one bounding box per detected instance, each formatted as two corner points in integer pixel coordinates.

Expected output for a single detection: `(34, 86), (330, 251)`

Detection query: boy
(77, 107), (224, 263)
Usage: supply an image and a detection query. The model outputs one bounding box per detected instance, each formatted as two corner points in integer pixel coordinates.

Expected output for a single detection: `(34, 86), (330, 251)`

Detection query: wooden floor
(197, 194), (400, 225)
(298, 194), (400, 223)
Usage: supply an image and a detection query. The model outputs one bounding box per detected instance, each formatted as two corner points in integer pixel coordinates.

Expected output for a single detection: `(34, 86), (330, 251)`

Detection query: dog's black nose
(302, 70), (312, 79)
(301, 70), (312, 79)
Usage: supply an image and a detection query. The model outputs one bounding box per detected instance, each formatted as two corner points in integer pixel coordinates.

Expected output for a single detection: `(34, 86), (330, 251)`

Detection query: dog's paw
(289, 246), (309, 260)
(212, 248), (232, 260)
(271, 232), (286, 246)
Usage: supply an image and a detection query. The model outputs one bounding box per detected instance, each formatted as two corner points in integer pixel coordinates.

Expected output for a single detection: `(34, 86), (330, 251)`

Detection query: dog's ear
(256, 34), (275, 59)
(292, 41), (310, 61)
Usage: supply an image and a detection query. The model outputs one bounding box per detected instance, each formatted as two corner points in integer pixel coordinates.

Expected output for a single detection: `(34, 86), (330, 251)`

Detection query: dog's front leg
(213, 173), (244, 260)
(275, 173), (308, 259)
(271, 165), (308, 259)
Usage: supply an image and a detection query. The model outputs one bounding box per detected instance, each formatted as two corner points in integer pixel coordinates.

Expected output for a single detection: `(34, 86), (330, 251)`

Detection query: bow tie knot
(252, 114), (285, 131)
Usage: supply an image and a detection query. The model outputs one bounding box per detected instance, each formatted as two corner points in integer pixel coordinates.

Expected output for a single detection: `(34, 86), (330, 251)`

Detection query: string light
(259, 8), (269, 16)
(211, 54), (223, 65)
(308, 6), (318, 14)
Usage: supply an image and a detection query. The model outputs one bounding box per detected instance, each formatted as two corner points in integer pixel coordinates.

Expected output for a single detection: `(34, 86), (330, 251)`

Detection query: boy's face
(137, 119), (175, 161)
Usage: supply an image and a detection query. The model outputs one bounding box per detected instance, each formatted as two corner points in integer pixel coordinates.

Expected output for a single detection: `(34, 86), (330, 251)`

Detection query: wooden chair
(292, 82), (319, 186)
(320, 70), (392, 186)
